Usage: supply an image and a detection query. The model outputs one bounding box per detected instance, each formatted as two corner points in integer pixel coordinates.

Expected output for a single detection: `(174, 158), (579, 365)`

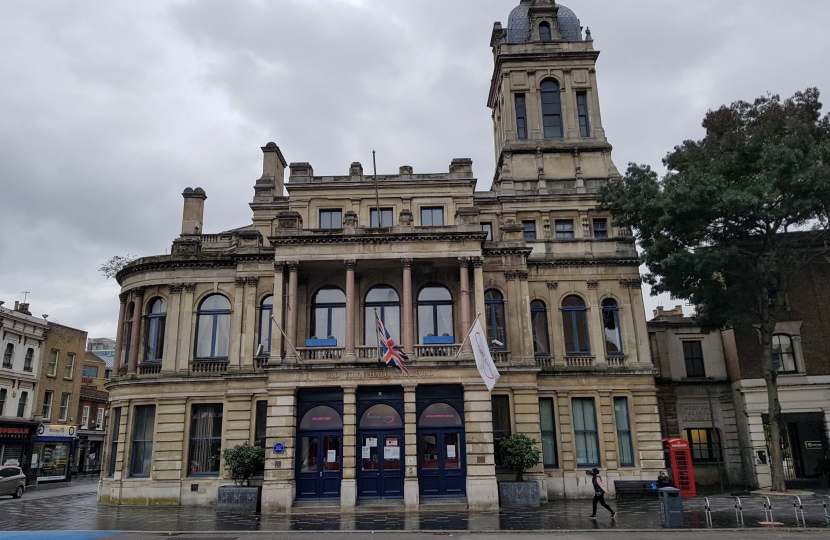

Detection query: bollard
(793, 496), (806, 527)
(704, 497), (713, 528)
(735, 497), (744, 527)
(764, 496), (774, 525)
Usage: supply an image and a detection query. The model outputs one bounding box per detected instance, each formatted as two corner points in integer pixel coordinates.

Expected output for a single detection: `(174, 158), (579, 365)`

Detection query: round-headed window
(359, 404), (403, 428)
(418, 403), (463, 427)
(299, 405), (343, 430)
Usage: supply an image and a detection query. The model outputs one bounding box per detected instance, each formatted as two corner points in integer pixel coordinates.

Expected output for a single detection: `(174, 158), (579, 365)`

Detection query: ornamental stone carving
(401, 258), (413, 269)
(504, 271), (518, 281)
(587, 280), (599, 289)
(119, 292), (129, 303)
(546, 281), (559, 290)
(274, 261), (286, 272)
(619, 279), (642, 289)
(344, 260), (357, 270)
(168, 284), (184, 294)
(183, 283), (197, 293)
(235, 277), (247, 287)
(246, 277), (260, 286)
(458, 257), (470, 268)
(132, 287), (145, 299)
(471, 257), (485, 268)
(516, 270), (529, 280)
(287, 261), (299, 272)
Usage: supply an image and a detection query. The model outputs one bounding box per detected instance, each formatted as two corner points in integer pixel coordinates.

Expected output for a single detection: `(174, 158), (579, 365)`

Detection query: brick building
(76, 352), (109, 475)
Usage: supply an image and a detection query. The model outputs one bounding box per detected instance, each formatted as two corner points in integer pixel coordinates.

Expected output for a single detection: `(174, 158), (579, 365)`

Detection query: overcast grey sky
(1, 0), (828, 338)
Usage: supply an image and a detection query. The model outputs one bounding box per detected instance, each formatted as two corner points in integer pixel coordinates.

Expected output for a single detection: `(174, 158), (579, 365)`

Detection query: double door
(358, 431), (404, 499)
(418, 429), (465, 498)
(296, 432), (342, 499)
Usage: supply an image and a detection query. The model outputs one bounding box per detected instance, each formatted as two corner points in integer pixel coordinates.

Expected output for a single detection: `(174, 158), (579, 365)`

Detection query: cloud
(0, 0), (828, 335)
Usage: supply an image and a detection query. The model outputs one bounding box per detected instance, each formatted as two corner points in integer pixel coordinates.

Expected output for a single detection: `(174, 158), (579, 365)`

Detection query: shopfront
(295, 389), (343, 500)
(357, 387), (405, 500)
(416, 385), (466, 499)
(33, 424), (77, 483)
(0, 420), (38, 482)
(77, 431), (105, 475)
(765, 412), (830, 490)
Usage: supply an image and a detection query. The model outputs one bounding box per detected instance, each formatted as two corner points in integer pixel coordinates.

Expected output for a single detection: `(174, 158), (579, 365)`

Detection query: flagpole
(372, 150), (381, 228)
(454, 312), (482, 359)
(270, 315), (302, 363)
(375, 308), (382, 365)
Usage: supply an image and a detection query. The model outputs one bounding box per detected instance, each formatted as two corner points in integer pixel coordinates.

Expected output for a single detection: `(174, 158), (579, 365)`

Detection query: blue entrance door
(296, 405), (343, 500)
(357, 403), (405, 499)
(417, 402), (466, 498)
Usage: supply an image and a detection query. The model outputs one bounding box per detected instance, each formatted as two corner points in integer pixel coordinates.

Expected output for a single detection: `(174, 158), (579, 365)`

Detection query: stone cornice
(117, 259), (237, 282)
(267, 231), (487, 247)
(528, 258), (640, 268)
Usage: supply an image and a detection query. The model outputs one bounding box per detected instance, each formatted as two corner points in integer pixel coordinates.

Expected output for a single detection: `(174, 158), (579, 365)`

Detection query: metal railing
(704, 498), (713, 528)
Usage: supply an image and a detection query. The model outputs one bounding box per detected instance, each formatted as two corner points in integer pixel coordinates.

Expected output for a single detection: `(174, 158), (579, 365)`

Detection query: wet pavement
(1, 484), (830, 533)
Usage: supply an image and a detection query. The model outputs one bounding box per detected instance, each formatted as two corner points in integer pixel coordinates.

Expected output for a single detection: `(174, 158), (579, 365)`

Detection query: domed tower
(489, 0), (620, 195)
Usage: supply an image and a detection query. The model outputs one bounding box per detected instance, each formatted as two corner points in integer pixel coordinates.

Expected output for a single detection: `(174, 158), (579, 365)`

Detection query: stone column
(464, 383), (498, 511)
(513, 388), (547, 502)
(628, 282), (652, 367)
(404, 385), (419, 508)
(344, 260), (357, 362)
(270, 262), (286, 364)
(161, 284), (182, 374)
(127, 288), (145, 373)
(586, 281), (606, 366)
(229, 278), (245, 370)
(113, 293), (128, 375)
(262, 388), (297, 513)
(241, 277), (259, 369)
(459, 258), (472, 355)
(401, 258), (414, 355)
(504, 271), (519, 356)
(177, 283), (197, 373)
(341, 386), (358, 508)
(518, 271), (534, 364)
(472, 257), (486, 338)
(284, 262), (299, 363)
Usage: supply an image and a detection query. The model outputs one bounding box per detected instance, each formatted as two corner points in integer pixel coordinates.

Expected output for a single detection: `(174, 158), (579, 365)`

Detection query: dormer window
(539, 22), (552, 42)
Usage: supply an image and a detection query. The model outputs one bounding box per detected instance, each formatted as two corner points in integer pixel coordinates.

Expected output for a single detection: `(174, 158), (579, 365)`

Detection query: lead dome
(507, 0), (583, 43)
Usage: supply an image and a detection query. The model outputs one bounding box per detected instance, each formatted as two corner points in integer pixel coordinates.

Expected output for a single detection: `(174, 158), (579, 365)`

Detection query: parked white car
(0, 466), (26, 498)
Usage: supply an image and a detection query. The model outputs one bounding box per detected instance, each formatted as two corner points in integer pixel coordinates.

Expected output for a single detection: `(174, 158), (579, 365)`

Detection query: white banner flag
(470, 319), (500, 392)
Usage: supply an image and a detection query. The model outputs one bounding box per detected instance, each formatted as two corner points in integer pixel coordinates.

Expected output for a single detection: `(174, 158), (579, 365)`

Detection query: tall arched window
(485, 290), (507, 349)
(24, 348), (34, 372)
(418, 285), (454, 344)
(539, 22), (552, 42)
(541, 79), (563, 139)
(364, 286), (400, 345)
(123, 303), (135, 366)
(195, 295), (232, 360)
(562, 296), (590, 355)
(531, 300), (550, 356)
(144, 298), (167, 362)
(2, 343), (13, 368)
(311, 287), (346, 345)
(602, 299), (623, 355)
(259, 296), (274, 355)
(773, 334), (797, 373)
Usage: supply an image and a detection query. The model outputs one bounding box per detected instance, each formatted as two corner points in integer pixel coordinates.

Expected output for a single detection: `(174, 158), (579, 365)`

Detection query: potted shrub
(217, 443), (265, 512)
(497, 434), (542, 507)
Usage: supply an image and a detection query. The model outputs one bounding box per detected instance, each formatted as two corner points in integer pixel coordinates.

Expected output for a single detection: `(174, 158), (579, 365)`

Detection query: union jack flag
(376, 312), (410, 375)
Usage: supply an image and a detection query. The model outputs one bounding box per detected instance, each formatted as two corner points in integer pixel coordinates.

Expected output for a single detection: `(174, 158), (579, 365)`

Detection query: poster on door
(384, 446), (400, 460)
(327, 450), (337, 463)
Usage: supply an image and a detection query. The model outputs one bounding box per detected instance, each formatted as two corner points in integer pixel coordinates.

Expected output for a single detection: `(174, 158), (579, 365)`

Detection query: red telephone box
(662, 438), (696, 498)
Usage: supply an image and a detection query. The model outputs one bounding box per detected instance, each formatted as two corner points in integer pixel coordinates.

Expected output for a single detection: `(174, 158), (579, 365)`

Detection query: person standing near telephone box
(588, 468), (616, 520)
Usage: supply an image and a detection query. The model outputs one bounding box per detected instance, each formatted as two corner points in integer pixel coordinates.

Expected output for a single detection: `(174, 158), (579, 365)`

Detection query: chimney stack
(181, 187), (207, 236)
(254, 143), (287, 202)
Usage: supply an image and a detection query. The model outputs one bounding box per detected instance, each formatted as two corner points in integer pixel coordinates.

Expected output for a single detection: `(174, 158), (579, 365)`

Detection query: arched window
(299, 405), (343, 430)
(123, 303), (135, 366)
(2, 343), (13, 368)
(24, 348), (34, 372)
(773, 334), (797, 373)
(418, 402), (463, 427)
(417, 285), (454, 344)
(259, 296), (274, 355)
(144, 298), (167, 362)
(531, 300), (550, 356)
(539, 22), (552, 42)
(541, 79), (563, 139)
(485, 290), (506, 349)
(364, 286), (400, 345)
(562, 296), (590, 355)
(602, 299), (623, 355)
(359, 404), (403, 428)
(311, 287), (346, 345)
(195, 295), (232, 360)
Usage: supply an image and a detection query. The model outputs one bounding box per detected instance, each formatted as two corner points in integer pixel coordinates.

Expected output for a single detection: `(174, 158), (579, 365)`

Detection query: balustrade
(138, 363), (162, 376)
(565, 356), (595, 368)
(357, 346), (380, 360)
(190, 361), (229, 374)
(606, 356), (627, 368)
(297, 347), (344, 361)
(535, 356), (552, 368)
(491, 351), (510, 364)
(254, 357), (269, 370)
(415, 344), (461, 358)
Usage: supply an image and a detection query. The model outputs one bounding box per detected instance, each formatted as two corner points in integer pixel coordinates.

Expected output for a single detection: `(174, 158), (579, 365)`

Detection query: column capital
(235, 277), (247, 287)
(344, 259), (357, 270)
(246, 277), (260, 286)
(287, 261), (300, 272)
(458, 257), (471, 268)
(168, 284), (184, 294)
(471, 257), (485, 268)
(118, 292), (129, 304)
(274, 261), (287, 272)
(504, 271), (517, 281)
(546, 281), (558, 290)
(516, 270), (529, 281)
(401, 258), (414, 269)
(132, 287), (145, 299)
(587, 280), (599, 290)
(183, 283), (197, 293)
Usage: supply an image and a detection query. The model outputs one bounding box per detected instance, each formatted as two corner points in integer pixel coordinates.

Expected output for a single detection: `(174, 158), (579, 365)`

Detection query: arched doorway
(295, 405), (343, 500)
(357, 402), (405, 499)
(418, 401), (466, 498)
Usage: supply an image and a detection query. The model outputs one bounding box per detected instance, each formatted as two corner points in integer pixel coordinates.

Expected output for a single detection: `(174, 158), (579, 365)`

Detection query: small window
(131, 405), (156, 477)
(602, 299), (624, 355)
(573, 397), (600, 467)
(531, 300), (551, 356)
(96, 407), (105, 430)
(555, 220), (575, 239)
(614, 397), (634, 467)
(64, 353), (76, 379)
(364, 286), (400, 346)
(491, 395), (511, 467)
(16, 391), (28, 418)
(47, 349), (59, 377)
(41, 391), (53, 420)
(2, 343), (13, 368)
(370, 208), (394, 228)
(259, 296), (274, 356)
(59, 392), (70, 421)
(593, 219), (608, 239)
(481, 222), (493, 241)
(319, 209), (343, 229)
(539, 398), (558, 467)
(683, 428), (722, 463)
(83, 366), (99, 378)
(421, 207), (444, 227)
(523, 221), (537, 241)
(539, 22), (552, 42)
(0, 388), (6, 416)
(81, 405), (90, 429)
(541, 79), (563, 139)
(683, 341), (706, 378)
(773, 334), (797, 374)
(515, 94), (528, 140)
(576, 91), (590, 137)
(23, 348), (34, 372)
(188, 404), (223, 476)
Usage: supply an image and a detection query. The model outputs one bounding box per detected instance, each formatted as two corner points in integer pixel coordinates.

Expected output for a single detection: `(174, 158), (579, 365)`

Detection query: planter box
(498, 481), (540, 507)
(423, 335), (454, 345)
(306, 338), (337, 347)
(217, 485), (261, 513)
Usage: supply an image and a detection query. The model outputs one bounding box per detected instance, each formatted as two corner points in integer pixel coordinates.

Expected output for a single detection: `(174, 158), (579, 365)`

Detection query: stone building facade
(100, 0), (663, 511)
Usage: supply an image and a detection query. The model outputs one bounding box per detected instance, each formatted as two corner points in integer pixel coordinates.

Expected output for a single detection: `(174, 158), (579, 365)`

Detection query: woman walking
(589, 468), (616, 520)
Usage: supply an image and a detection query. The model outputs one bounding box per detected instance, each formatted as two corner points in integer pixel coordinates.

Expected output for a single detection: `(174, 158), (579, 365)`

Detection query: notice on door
(384, 446), (400, 460)
(327, 450), (337, 463)
(362, 446), (371, 459)
(366, 438), (378, 448)
(447, 445), (456, 459)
